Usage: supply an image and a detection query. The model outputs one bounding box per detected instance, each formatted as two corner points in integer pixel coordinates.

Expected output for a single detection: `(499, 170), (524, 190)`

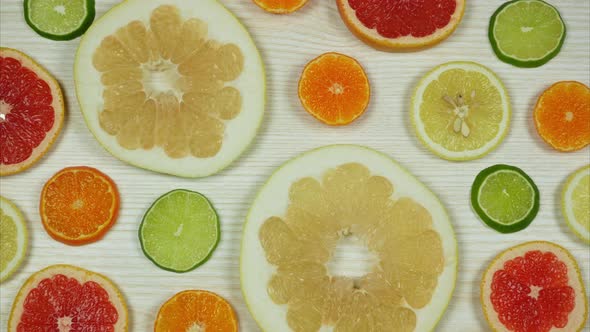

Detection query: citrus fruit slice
(298, 53), (370, 126)
(24, 0), (95, 41)
(241, 145), (457, 331)
(471, 164), (540, 234)
(8, 264), (128, 331)
(40, 166), (120, 246)
(336, 0), (465, 51)
(155, 290), (238, 331)
(75, 1), (265, 178)
(411, 61), (511, 161)
(253, 0), (308, 14)
(534, 81), (590, 152)
(0, 47), (64, 176)
(139, 189), (219, 273)
(0, 196), (27, 282)
(489, 0), (566, 68)
(481, 241), (588, 332)
(562, 165), (590, 244)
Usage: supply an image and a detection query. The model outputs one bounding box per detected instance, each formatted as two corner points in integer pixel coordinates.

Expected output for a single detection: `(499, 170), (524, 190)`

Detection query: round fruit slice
(24, 0), (96, 41)
(253, 0), (308, 14)
(411, 61), (511, 161)
(534, 81), (590, 152)
(298, 53), (370, 126)
(40, 166), (120, 245)
(481, 241), (588, 332)
(241, 145), (457, 332)
(336, 0), (465, 50)
(0, 196), (27, 282)
(0, 47), (64, 176)
(471, 164), (540, 234)
(8, 264), (128, 331)
(489, 0), (566, 68)
(139, 189), (219, 273)
(75, 1), (265, 178)
(562, 165), (590, 244)
(155, 290), (238, 331)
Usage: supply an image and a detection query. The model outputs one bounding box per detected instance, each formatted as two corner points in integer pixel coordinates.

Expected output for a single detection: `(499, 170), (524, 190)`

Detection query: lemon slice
(0, 196), (28, 282)
(562, 165), (590, 244)
(411, 61), (511, 161)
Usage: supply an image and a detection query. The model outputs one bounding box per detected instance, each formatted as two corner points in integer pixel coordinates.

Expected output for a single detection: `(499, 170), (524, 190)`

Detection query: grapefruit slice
(336, 0), (466, 51)
(0, 47), (64, 176)
(8, 264), (128, 331)
(241, 145), (457, 331)
(481, 241), (588, 332)
(75, 0), (265, 178)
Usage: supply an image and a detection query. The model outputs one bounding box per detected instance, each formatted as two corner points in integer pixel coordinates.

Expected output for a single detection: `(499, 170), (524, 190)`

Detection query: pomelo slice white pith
(75, 0), (265, 178)
(241, 145), (457, 331)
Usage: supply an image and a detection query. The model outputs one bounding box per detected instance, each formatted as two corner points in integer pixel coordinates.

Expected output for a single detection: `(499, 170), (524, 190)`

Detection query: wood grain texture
(1, 1), (589, 331)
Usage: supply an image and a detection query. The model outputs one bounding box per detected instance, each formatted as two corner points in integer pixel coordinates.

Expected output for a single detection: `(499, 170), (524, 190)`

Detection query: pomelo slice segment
(75, 0), (265, 178)
(8, 264), (128, 331)
(241, 145), (457, 332)
(0, 196), (28, 282)
(0, 47), (64, 176)
(481, 241), (588, 332)
(562, 165), (590, 244)
(336, 0), (465, 50)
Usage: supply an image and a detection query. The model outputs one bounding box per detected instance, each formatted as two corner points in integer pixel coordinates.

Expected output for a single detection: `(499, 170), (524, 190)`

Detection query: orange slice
(298, 52), (370, 126)
(155, 290), (238, 332)
(40, 166), (120, 246)
(534, 81), (590, 152)
(252, 0), (308, 14)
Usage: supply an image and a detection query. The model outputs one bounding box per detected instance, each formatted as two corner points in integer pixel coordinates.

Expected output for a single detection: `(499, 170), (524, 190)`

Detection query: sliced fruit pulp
(0, 207), (18, 273)
(141, 190), (218, 272)
(493, 0), (564, 60)
(259, 163), (444, 331)
(93, 5), (244, 159)
(0, 56), (55, 165)
(478, 170), (535, 225)
(420, 68), (503, 152)
(572, 174), (590, 231)
(156, 290), (237, 331)
(253, 0), (308, 13)
(18, 274), (119, 330)
(348, 0), (456, 38)
(27, 0), (88, 35)
(491, 250), (575, 332)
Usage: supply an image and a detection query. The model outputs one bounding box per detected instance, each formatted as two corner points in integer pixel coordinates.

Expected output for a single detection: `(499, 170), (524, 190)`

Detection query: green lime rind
(24, 0), (96, 41)
(489, 0), (566, 68)
(471, 164), (540, 234)
(139, 189), (220, 273)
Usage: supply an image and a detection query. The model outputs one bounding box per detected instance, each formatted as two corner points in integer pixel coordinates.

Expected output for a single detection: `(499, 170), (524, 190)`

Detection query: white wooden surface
(1, 1), (589, 331)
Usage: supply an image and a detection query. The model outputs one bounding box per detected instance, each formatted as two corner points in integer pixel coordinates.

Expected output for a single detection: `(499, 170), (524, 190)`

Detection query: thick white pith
(0, 197), (27, 282)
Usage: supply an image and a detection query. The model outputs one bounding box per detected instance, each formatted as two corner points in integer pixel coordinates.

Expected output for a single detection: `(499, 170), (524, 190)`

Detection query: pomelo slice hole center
(0, 100), (12, 122)
(326, 232), (378, 280)
(141, 60), (182, 100)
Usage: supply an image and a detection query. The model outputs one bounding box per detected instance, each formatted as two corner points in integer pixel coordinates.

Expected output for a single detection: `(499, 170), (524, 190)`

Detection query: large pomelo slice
(241, 145), (457, 331)
(481, 241), (588, 332)
(336, 0), (466, 51)
(75, 0), (265, 178)
(8, 264), (128, 331)
(0, 47), (64, 176)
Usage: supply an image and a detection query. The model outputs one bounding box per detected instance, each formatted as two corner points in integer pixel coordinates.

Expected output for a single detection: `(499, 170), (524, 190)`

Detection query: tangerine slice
(40, 166), (120, 246)
(534, 81), (590, 152)
(253, 0), (309, 14)
(298, 53), (370, 126)
(155, 290), (238, 332)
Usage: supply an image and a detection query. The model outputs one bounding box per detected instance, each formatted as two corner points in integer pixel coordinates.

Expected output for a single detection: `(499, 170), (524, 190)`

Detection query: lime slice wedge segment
(24, 0), (95, 41)
(0, 196), (28, 282)
(489, 0), (566, 68)
(139, 189), (220, 273)
(471, 165), (540, 233)
(562, 165), (590, 244)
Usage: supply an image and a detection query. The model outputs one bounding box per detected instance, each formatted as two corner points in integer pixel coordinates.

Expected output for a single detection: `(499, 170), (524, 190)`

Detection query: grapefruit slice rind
(481, 241), (588, 332)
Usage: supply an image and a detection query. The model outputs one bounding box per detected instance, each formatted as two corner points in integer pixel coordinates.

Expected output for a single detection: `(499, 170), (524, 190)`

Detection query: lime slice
(139, 189), (219, 273)
(411, 62), (511, 161)
(471, 165), (540, 234)
(24, 0), (95, 41)
(489, 0), (566, 68)
(0, 196), (28, 282)
(562, 165), (590, 244)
